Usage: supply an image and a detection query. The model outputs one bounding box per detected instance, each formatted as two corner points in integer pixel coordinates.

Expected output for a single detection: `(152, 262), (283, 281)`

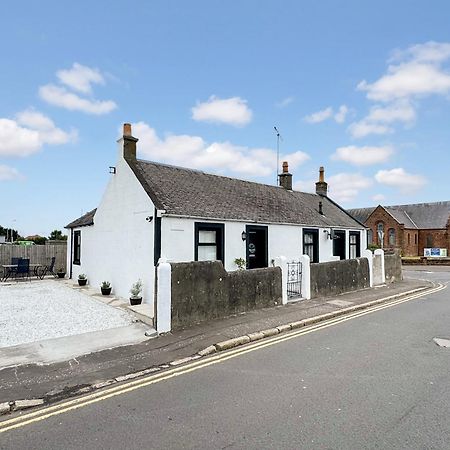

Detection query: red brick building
(348, 202), (450, 257)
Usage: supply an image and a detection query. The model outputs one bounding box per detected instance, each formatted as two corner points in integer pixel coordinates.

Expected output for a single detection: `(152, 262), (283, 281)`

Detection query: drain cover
(433, 338), (450, 348)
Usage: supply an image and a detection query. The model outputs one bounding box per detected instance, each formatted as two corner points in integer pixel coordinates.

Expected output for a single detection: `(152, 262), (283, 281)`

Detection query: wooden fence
(0, 244), (67, 271)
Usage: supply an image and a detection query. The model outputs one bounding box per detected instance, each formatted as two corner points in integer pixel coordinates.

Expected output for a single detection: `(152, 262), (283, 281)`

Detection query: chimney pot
(279, 160), (292, 190)
(315, 166), (328, 196)
(120, 122), (139, 161)
(123, 123), (132, 136)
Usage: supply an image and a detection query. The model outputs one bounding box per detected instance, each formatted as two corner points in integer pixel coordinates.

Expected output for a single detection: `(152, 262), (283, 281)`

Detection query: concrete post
(274, 256), (288, 305)
(362, 249), (373, 287)
(374, 249), (386, 285)
(155, 262), (171, 333)
(299, 254), (311, 300)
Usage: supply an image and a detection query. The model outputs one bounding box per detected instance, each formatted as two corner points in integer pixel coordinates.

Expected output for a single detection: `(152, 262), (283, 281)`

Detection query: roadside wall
(0, 244), (66, 271)
(170, 261), (282, 330)
(310, 258), (370, 298)
(384, 251), (403, 283)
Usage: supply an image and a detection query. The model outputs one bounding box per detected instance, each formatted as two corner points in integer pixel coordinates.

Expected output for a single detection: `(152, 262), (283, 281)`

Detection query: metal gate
(287, 261), (302, 299)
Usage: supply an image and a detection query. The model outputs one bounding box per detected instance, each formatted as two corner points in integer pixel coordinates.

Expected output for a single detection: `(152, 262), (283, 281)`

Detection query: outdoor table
(0, 263), (45, 281)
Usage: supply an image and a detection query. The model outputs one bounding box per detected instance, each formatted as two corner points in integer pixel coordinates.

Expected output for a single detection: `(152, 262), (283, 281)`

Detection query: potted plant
(101, 281), (112, 295)
(78, 274), (87, 286)
(234, 257), (246, 270)
(57, 268), (66, 278)
(129, 279), (143, 305)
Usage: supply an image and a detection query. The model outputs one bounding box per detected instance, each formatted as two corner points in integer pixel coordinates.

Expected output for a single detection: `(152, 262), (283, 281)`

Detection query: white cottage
(66, 124), (367, 313)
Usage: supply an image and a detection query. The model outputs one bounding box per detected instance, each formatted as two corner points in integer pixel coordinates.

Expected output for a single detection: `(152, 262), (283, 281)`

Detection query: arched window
(377, 222), (384, 246)
(367, 229), (373, 245)
(388, 228), (396, 246)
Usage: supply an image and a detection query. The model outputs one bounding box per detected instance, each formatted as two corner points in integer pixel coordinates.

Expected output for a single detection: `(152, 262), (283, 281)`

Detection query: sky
(1, 1), (450, 237)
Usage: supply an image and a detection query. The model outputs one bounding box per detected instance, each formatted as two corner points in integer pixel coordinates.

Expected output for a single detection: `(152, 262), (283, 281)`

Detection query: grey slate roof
(127, 160), (364, 229)
(389, 202), (450, 229)
(66, 208), (96, 229)
(348, 201), (450, 229)
(346, 207), (376, 224)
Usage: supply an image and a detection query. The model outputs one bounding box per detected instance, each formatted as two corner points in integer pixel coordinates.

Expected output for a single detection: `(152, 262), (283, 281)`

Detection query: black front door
(246, 225), (268, 269)
(333, 230), (346, 260)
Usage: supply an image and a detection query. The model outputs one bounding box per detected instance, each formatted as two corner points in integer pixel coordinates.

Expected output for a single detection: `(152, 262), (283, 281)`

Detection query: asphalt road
(1, 267), (450, 450)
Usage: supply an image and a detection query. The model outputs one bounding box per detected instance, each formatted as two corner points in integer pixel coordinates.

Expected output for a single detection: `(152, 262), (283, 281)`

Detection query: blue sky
(1, 1), (450, 236)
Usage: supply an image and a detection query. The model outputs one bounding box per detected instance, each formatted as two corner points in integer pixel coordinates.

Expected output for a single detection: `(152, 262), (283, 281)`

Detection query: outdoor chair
(39, 257), (56, 279)
(15, 258), (30, 281)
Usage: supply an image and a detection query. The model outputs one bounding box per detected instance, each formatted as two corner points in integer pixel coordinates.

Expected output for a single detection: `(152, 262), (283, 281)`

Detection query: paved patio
(0, 280), (137, 348)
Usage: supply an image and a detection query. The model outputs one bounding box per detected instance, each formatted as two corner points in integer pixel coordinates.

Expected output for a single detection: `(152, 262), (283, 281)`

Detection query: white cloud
(39, 84), (117, 115)
(39, 63), (117, 115)
(358, 41), (450, 102)
(293, 172), (372, 202)
(327, 173), (373, 203)
(334, 105), (349, 124)
(365, 100), (416, 124)
(348, 100), (415, 138)
(132, 121), (309, 177)
(331, 145), (393, 166)
(56, 63), (104, 94)
(372, 193), (385, 202)
(348, 121), (393, 138)
(305, 105), (349, 124)
(0, 165), (21, 181)
(375, 167), (426, 193)
(304, 107), (333, 124)
(0, 110), (76, 157)
(191, 96), (252, 126)
(276, 97), (294, 108)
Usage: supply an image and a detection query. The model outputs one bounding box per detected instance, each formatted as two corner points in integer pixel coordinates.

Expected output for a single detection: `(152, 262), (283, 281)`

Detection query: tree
(0, 225), (20, 242)
(48, 230), (67, 241)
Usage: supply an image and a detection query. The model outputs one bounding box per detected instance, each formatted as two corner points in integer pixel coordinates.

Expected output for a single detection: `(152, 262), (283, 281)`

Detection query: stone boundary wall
(170, 261), (282, 330)
(384, 252), (403, 283)
(310, 258), (370, 299)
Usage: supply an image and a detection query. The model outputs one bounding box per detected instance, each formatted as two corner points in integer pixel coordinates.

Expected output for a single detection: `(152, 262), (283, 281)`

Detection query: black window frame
(303, 228), (319, 263)
(73, 230), (81, 265)
(349, 231), (361, 259)
(194, 222), (225, 264)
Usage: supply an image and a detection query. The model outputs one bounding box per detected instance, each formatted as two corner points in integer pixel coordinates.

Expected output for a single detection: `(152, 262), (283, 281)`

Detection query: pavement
(1, 267), (448, 449)
(0, 274), (432, 408)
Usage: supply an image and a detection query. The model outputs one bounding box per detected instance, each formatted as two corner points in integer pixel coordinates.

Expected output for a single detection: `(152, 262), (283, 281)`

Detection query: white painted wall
(160, 216), (366, 269)
(67, 139), (156, 313)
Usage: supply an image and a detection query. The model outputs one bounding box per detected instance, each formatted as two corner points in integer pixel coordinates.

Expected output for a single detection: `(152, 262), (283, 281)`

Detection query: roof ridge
(135, 158), (320, 198)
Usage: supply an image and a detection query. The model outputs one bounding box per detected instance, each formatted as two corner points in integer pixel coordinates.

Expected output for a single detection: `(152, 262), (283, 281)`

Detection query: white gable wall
(160, 216), (366, 269)
(68, 139), (155, 311)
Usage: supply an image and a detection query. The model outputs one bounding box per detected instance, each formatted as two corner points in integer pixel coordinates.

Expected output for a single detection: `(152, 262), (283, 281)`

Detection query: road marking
(0, 283), (445, 434)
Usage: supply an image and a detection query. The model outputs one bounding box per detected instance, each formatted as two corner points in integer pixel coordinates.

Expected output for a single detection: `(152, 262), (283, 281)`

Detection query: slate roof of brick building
(348, 201), (450, 230)
(124, 160), (364, 228)
(66, 208), (97, 228)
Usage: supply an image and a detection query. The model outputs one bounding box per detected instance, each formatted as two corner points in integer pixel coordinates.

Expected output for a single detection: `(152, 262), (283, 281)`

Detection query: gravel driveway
(0, 280), (134, 348)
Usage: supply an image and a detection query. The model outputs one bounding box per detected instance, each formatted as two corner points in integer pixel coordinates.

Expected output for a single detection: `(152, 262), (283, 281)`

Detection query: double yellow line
(0, 283), (445, 434)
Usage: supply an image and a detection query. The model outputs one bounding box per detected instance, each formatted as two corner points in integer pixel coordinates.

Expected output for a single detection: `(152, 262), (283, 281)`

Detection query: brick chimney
(121, 123), (139, 161)
(315, 166), (328, 196)
(279, 161), (293, 190)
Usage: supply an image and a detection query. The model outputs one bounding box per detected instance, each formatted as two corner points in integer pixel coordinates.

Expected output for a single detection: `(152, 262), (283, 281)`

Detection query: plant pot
(101, 287), (112, 295)
(78, 279), (87, 286)
(57, 272), (66, 279)
(130, 296), (142, 305)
